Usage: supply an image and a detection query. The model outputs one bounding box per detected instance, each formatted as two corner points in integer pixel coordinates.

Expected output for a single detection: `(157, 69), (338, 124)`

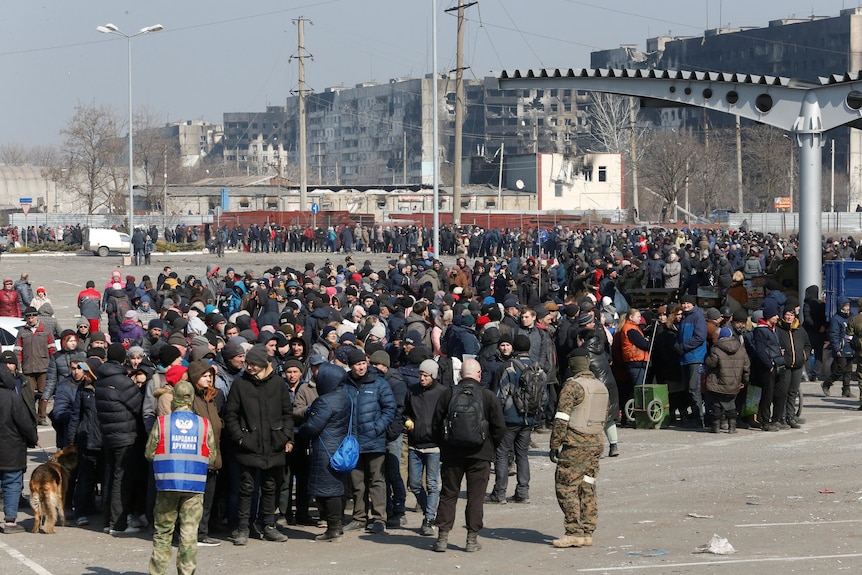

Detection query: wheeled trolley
(624, 384), (670, 429)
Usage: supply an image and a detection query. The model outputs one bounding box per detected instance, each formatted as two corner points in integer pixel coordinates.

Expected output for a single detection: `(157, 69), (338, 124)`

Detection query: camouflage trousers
(554, 445), (601, 537)
(149, 491), (203, 575)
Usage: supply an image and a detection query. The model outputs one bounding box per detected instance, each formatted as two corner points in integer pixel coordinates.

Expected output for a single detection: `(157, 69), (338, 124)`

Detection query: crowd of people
(0, 221), (856, 570)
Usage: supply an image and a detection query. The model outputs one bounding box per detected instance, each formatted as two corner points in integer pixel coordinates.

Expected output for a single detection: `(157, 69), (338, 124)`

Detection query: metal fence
(2, 213), (213, 230)
(728, 212), (862, 235)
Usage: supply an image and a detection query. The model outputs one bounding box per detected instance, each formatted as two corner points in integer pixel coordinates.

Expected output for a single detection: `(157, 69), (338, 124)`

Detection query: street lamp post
(97, 22), (163, 261)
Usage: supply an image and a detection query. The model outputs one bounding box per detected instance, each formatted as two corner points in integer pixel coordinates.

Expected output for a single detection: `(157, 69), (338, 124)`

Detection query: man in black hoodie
(802, 285), (827, 382)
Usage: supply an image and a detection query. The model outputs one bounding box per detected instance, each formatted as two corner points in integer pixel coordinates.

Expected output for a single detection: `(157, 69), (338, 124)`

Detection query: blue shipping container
(824, 260), (862, 319)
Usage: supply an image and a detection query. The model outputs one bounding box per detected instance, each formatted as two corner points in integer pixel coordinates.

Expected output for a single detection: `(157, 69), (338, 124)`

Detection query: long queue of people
(0, 223), (854, 570)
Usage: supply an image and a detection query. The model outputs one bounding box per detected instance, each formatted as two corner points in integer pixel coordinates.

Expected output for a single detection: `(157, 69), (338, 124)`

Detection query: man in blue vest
(146, 380), (216, 575)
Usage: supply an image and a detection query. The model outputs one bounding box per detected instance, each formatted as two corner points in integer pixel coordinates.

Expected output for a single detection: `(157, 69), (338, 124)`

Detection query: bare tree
(742, 124), (792, 212)
(690, 128), (737, 215)
(0, 143), (31, 166)
(587, 93), (640, 154)
(51, 102), (125, 215)
(0, 143), (61, 171)
(639, 129), (700, 220)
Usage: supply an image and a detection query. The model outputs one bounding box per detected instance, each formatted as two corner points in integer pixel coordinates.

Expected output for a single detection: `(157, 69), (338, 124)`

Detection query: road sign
(20, 197), (32, 215)
(311, 203), (319, 214)
(774, 196), (792, 210)
(21, 204), (30, 215)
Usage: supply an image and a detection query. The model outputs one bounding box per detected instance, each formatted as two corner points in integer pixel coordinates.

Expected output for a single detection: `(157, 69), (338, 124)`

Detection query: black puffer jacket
(0, 366), (38, 471)
(95, 361), (143, 449)
(67, 381), (102, 451)
(224, 366), (294, 470)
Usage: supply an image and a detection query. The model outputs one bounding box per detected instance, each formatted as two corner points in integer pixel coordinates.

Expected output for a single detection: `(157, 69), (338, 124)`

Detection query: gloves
(673, 343), (684, 355)
(549, 448), (560, 464)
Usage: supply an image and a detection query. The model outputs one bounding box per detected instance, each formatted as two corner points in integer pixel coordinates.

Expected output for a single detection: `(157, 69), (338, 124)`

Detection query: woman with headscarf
(298, 363), (352, 542)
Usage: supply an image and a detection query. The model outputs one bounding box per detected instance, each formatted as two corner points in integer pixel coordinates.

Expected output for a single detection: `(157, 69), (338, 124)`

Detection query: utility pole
(291, 17), (312, 212)
(162, 145), (168, 230)
(403, 131), (407, 184)
(446, 0), (476, 226)
(736, 115), (743, 213)
(629, 98), (639, 220)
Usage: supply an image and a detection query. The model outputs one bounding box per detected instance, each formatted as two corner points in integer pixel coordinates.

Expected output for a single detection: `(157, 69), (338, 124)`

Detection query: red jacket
(0, 288), (20, 317)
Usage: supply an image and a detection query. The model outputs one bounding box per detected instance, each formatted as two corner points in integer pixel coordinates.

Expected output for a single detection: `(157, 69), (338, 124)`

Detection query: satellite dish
(515, 179), (525, 190)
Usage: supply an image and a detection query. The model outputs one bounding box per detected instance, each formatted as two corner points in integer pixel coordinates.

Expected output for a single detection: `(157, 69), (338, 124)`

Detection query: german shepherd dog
(29, 444), (78, 534)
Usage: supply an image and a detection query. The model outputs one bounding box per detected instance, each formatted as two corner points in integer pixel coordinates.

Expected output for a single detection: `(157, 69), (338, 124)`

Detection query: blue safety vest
(153, 411), (210, 493)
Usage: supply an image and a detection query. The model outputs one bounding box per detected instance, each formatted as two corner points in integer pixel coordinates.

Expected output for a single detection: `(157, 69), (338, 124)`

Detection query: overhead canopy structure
(499, 67), (862, 293)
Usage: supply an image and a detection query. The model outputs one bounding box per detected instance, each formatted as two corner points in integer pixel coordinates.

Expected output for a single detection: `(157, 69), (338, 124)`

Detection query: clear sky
(0, 0), (851, 147)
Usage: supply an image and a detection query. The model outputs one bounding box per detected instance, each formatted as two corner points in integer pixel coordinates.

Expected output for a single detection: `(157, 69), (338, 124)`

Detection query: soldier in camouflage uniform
(549, 348), (606, 548)
(145, 380), (217, 575)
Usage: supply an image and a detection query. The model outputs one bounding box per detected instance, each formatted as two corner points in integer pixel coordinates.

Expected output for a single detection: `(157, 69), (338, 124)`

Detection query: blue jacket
(678, 307), (708, 365)
(345, 369), (396, 454)
(49, 376), (79, 448)
(828, 309), (854, 358)
(299, 364), (352, 497)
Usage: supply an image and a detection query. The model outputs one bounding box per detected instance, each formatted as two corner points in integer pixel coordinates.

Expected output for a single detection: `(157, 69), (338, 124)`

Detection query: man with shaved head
(431, 359), (505, 553)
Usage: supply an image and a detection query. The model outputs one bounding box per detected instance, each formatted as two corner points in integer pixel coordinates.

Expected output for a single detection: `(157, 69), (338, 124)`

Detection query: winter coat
(95, 361), (143, 449)
(45, 349), (86, 402)
(17, 321), (55, 375)
(14, 279), (33, 313)
(496, 355), (546, 426)
(678, 307), (708, 365)
(344, 369), (396, 454)
(403, 378), (447, 449)
(751, 321), (785, 372)
(67, 381), (102, 451)
(224, 365), (294, 469)
(802, 285), (827, 336)
(0, 288), (20, 317)
(49, 376), (80, 448)
(777, 318), (811, 369)
(116, 320), (146, 347)
(704, 337), (750, 395)
(743, 256), (763, 278)
(0, 367), (38, 471)
(299, 363), (352, 498)
(827, 309), (854, 358)
(37, 304), (61, 339)
(404, 312), (432, 349)
(662, 260), (681, 288)
(192, 387), (225, 470)
(379, 366), (407, 442)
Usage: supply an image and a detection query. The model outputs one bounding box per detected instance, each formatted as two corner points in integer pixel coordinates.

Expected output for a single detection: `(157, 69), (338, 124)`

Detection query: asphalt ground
(1, 249), (861, 574)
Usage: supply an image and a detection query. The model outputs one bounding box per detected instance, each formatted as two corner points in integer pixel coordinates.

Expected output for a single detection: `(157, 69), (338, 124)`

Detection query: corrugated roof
(0, 165), (49, 206)
(497, 67), (791, 86)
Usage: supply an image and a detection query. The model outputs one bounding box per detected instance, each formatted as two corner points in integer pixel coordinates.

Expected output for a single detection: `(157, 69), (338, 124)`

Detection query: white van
(84, 227), (132, 257)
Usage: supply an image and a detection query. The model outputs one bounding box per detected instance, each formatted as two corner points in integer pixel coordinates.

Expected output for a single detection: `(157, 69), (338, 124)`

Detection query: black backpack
(443, 383), (488, 448)
(110, 295), (131, 325)
(511, 359), (548, 417)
